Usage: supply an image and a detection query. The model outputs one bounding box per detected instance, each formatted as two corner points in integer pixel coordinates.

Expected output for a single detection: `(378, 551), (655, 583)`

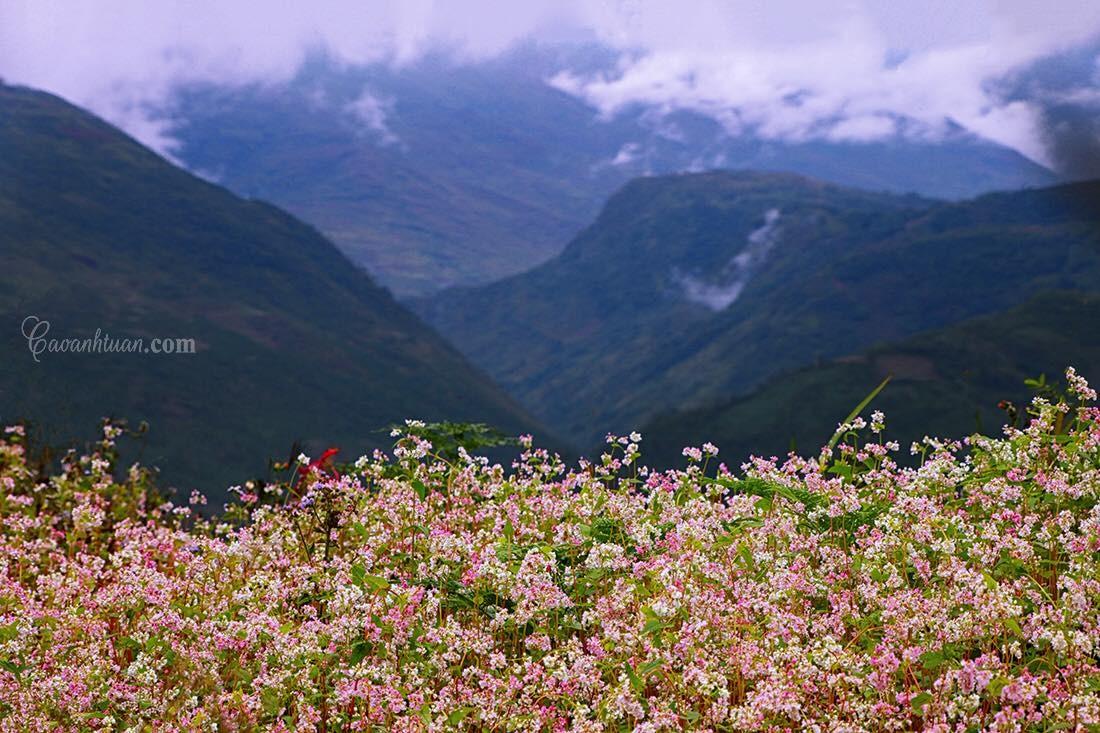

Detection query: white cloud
(610, 142), (642, 166)
(0, 0), (574, 152)
(345, 90), (400, 146)
(1, 0), (1098, 165)
(550, 4), (1100, 164)
(676, 208), (781, 311)
(826, 115), (898, 142)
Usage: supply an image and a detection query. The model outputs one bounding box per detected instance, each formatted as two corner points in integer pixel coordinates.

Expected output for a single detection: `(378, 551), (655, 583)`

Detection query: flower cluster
(1, 369), (1099, 731)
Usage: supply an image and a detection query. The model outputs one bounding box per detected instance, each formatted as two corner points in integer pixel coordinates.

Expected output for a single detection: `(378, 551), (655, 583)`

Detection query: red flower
(299, 447), (340, 478)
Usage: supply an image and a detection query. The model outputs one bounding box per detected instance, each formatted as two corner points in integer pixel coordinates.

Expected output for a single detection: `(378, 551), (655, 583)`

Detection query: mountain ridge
(165, 47), (1055, 295)
(414, 170), (1100, 446)
(0, 82), (552, 496)
(639, 290), (1100, 467)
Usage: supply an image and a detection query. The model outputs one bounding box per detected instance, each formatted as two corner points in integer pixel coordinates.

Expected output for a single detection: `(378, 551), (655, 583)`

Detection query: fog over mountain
(154, 47), (1053, 294)
(993, 39), (1100, 180)
(674, 208), (782, 311)
(3, 1), (1098, 173)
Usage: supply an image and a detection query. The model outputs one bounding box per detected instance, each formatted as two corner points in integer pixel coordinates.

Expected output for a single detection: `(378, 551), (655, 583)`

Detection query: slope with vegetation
(641, 290), (1100, 467)
(0, 83), (548, 496)
(416, 171), (1100, 447)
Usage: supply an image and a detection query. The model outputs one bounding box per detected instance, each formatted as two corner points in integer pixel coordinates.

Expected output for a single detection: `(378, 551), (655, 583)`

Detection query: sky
(2, 0), (1099, 173)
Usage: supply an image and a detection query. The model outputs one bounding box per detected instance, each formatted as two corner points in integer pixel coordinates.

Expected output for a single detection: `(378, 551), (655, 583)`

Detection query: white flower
(871, 410), (886, 433)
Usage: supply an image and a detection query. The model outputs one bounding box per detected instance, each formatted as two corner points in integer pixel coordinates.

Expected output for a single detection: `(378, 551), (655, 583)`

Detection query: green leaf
(713, 533), (737, 549)
(0, 624), (17, 643)
(412, 479), (429, 501)
(446, 706), (475, 726)
(350, 564), (389, 592)
(722, 517), (765, 534)
(624, 663), (644, 694)
(117, 636), (142, 653)
(591, 517), (627, 544)
(0, 659), (24, 679)
(349, 639), (371, 666)
(825, 376), (892, 455)
(736, 543), (754, 570)
(350, 563), (366, 588)
(919, 650), (945, 672)
(362, 575), (390, 592)
(910, 691), (932, 715)
(260, 688), (282, 716)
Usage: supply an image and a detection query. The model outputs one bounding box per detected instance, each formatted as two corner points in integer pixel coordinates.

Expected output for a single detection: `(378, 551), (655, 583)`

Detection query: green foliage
(390, 421), (517, 462)
(825, 375), (891, 455)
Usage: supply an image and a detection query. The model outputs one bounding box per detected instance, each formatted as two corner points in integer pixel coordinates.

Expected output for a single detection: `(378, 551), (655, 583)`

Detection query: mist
(3, 0), (1100, 168)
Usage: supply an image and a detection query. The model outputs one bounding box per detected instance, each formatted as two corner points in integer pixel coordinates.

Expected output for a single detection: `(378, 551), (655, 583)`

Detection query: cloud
(551, 4), (1100, 164)
(675, 208), (781, 311)
(991, 41), (1100, 179)
(609, 142), (642, 166)
(2, 0), (1099, 166)
(345, 90), (401, 146)
(826, 115), (898, 142)
(0, 0), (574, 152)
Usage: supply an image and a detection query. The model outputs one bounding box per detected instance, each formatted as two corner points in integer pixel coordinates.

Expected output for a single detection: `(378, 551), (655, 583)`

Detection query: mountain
(639, 291), (1100, 467)
(164, 46), (1055, 296)
(414, 171), (1100, 446)
(0, 83), (549, 496)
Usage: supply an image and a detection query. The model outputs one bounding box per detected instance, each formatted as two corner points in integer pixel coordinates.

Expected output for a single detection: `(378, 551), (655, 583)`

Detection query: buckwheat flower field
(2, 369), (1100, 731)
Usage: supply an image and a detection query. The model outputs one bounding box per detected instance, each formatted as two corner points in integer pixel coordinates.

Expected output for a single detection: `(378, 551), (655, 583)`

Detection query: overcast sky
(2, 1), (1099, 169)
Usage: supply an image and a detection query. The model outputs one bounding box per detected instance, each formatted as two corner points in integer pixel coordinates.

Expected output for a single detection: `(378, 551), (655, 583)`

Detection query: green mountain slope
(0, 84), (549, 496)
(415, 172), (1100, 445)
(639, 291), (1100, 467)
